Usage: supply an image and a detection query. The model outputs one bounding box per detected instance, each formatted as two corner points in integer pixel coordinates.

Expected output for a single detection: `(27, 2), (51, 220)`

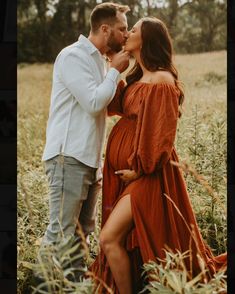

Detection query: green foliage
(203, 72), (227, 84)
(31, 236), (95, 294)
(17, 0), (227, 62)
(187, 0), (226, 52)
(176, 105), (227, 254)
(141, 250), (226, 293)
(174, 52), (227, 256)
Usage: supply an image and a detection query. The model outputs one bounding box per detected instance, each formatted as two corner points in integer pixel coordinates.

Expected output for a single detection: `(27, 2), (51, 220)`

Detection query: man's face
(107, 12), (128, 53)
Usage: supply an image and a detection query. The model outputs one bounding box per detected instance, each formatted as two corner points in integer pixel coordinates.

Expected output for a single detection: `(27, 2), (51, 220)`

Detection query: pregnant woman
(91, 17), (226, 294)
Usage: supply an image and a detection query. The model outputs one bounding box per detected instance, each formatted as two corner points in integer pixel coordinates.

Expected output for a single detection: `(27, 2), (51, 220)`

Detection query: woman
(91, 17), (226, 293)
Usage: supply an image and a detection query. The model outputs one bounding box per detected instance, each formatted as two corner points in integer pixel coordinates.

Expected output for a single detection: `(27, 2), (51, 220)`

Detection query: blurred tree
(189, 0), (226, 51)
(18, 0), (34, 21)
(17, 0), (227, 62)
(49, 0), (81, 59)
(157, 0), (179, 36)
(18, 0), (51, 61)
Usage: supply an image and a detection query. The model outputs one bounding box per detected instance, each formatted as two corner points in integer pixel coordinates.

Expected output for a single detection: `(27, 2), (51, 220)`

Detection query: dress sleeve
(127, 84), (179, 174)
(107, 80), (126, 116)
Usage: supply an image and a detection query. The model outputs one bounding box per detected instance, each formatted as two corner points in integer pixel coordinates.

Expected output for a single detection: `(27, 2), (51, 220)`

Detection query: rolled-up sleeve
(60, 50), (120, 116)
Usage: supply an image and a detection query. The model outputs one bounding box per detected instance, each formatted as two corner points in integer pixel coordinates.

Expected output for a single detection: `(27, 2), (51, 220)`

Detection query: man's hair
(90, 2), (130, 33)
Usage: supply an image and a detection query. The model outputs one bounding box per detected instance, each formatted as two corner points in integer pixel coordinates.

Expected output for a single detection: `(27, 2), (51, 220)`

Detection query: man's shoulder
(60, 41), (86, 56)
(56, 41), (90, 63)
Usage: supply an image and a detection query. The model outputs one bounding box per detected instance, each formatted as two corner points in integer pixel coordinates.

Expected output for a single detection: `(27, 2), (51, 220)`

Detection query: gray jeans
(41, 155), (100, 246)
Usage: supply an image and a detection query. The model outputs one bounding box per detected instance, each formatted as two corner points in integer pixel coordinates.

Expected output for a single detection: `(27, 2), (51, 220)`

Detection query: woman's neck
(133, 51), (151, 77)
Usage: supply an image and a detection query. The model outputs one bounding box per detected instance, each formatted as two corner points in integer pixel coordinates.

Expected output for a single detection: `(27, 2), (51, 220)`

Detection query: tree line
(18, 0), (226, 63)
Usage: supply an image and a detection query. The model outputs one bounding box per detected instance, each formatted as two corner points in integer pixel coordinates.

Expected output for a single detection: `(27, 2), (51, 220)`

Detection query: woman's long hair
(125, 17), (184, 116)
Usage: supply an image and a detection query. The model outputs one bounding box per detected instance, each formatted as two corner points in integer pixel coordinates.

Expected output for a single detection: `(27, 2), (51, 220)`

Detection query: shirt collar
(78, 34), (100, 55)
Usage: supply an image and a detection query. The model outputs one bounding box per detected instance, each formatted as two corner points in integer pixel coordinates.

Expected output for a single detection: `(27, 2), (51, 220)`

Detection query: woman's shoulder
(149, 71), (175, 85)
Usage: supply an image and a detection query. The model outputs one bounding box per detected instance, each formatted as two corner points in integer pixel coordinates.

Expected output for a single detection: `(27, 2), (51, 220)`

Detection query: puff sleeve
(127, 84), (179, 174)
(107, 80), (126, 116)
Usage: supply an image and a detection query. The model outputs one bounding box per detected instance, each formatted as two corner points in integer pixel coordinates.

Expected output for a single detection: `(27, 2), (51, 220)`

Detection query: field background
(18, 51), (227, 293)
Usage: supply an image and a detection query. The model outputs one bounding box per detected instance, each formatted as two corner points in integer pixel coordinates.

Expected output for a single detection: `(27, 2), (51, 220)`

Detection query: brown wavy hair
(90, 2), (130, 33)
(125, 17), (184, 116)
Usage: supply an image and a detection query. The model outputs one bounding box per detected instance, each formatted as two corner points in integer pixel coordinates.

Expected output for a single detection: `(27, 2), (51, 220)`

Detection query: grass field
(18, 51), (227, 293)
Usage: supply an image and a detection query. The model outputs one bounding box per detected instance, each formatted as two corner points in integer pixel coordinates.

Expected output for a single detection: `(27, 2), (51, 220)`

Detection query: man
(39, 2), (130, 277)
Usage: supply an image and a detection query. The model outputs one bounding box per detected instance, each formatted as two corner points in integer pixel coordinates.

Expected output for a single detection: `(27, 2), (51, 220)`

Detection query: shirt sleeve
(107, 80), (126, 116)
(127, 84), (179, 174)
(60, 50), (120, 116)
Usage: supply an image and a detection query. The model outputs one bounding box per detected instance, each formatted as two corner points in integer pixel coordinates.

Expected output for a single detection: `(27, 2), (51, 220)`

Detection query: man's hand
(115, 169), (142, 183)
(110, 50), (130, 73)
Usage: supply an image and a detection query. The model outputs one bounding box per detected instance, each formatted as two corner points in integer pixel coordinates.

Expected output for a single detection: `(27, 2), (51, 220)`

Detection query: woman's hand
(115, 169), (142, 183)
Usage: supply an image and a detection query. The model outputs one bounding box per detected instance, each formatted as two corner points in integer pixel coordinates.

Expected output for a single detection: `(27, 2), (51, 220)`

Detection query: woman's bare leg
(99, 194), (133, 294)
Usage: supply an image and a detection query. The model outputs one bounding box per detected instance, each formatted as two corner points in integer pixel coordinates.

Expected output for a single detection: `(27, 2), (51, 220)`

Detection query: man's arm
(60, 50), (129, 116)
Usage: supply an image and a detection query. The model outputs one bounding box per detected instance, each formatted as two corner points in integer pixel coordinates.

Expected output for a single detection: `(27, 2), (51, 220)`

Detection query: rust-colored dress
(91, 81), (226, 293)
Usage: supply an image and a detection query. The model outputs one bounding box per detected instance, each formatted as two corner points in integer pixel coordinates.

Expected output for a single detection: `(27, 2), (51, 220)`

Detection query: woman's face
(124, 20), (142, 53)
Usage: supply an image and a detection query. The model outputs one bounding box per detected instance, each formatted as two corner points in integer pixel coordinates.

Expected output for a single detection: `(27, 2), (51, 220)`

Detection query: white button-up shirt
(42, 35), (120, 168)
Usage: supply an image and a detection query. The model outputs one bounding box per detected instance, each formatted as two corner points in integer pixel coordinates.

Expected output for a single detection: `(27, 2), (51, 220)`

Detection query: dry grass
(18, 51), (227, 293)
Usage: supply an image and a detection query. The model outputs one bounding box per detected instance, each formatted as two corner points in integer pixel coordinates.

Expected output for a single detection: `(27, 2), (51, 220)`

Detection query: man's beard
(107, 32), (123, 53)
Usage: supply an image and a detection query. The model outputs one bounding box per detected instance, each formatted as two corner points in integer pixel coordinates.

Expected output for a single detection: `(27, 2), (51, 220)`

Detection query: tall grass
(18, 51), (227, 293)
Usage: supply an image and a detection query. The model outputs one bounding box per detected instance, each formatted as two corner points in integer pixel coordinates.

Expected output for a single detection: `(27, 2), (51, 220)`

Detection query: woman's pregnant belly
(107, 117), (136, 171)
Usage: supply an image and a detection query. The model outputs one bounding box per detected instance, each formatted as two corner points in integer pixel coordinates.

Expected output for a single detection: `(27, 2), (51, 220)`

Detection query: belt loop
(59, 154), (65, 165)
